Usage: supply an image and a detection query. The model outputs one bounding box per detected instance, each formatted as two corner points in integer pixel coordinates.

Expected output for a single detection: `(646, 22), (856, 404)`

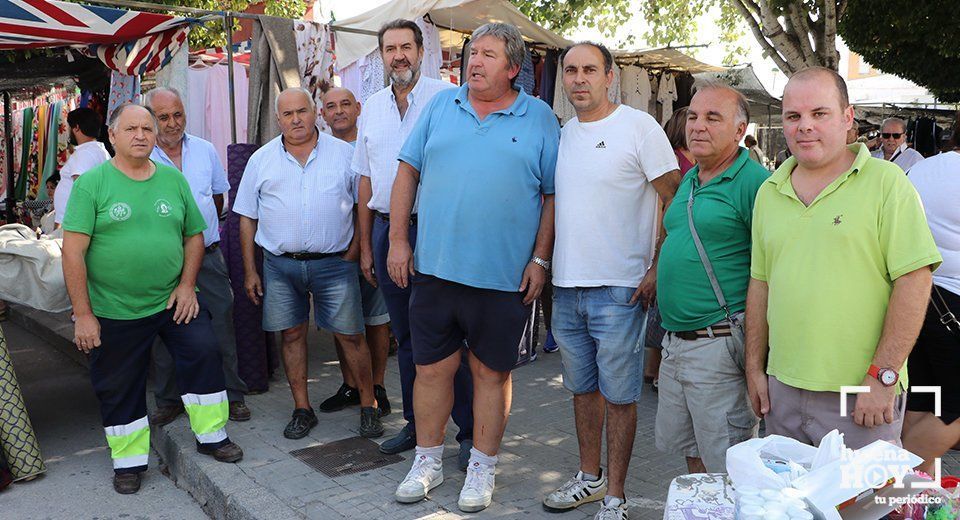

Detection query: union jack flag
(0, 0), (195, 74)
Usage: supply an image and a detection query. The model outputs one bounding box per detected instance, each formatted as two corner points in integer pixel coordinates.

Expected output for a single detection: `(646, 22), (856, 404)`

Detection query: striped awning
(0, 0), (195, 74)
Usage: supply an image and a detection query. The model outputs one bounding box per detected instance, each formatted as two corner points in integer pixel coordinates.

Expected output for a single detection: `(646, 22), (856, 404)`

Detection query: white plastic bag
(726, 434), (819, 490)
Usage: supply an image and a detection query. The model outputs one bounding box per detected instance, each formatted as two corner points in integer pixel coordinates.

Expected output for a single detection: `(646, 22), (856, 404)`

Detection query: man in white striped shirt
(234, 88), (382, 440)
(352, 19), (474, 465)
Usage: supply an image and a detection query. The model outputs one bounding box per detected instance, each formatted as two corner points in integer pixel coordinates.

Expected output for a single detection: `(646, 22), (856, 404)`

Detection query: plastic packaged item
(788, 507), (813, 520)
(761, 489), (783, 501)
(738, 494), (764, 507)
(736, 485), (761, 498)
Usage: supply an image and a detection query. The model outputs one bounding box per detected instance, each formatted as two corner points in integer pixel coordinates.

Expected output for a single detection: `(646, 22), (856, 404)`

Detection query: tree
(513, 0), (844, 73)
(146, 0), (307, 48)
(840, 1), (960, 102)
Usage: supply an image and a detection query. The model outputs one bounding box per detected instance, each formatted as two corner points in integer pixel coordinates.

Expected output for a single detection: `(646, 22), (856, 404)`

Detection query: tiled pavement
(174, 325), (684, 520)
(13, 304), (960, 520)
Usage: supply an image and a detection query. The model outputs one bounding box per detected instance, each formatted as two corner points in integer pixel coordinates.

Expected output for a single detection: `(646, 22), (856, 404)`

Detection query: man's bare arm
(745, 277), (771, 417)
(386, 162), (420, 289)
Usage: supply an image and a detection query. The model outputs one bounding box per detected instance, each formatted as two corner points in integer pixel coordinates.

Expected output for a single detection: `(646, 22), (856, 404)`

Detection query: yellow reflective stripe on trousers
(181, 390), (228, 444)
(104, 415), (149, 469)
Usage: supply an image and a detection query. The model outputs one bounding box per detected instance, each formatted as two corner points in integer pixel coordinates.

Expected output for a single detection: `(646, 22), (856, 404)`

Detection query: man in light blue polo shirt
(145, 88), (251, 426)
(387, 22), (559, 513)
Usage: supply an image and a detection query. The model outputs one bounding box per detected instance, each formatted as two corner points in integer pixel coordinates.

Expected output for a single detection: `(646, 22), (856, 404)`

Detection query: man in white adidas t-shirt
(542, 41), (680, 520)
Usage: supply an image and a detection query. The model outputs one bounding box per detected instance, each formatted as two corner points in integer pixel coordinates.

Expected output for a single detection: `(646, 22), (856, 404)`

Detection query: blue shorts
(261, 252), (364, 335)
(359, 275), (390, 326)
(552, 286), (646, 404)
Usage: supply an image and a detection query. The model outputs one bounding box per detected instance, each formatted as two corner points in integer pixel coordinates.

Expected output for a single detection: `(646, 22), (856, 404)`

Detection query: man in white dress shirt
(352, 19), (474, 463)
(871, 117), (924, 172)
(144, 87), (251, 426)
(54, 107), (110, 227)
(234, 87), (381, 440)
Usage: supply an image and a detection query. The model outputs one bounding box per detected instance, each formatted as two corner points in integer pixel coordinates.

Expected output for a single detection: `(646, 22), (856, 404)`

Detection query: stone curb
(9, 304), (299, 520)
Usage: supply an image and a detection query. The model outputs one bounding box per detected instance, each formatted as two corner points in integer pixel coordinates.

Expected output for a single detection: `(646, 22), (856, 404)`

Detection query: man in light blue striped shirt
(145, 87), (251, 427)
(233, 88), (382, 440)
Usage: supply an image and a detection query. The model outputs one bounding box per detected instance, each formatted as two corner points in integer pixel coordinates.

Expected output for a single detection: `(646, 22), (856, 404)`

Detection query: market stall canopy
(613, 48), (724, 74)
(0, 0), (191, 49)
(694, 64), (782, 123)
(332, 0), (573, 70)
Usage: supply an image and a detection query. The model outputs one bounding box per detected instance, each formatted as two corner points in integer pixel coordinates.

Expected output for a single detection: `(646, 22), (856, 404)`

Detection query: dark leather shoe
(229, 401), (251, 422)
(458, 439), (473, 472)
(359, 406), (384, 438)
(149, 404), (184, 427)
(113, 472), (141, 494)
(197, 440), (243, 463)
(374, 385), (391, 417)
(379, 423), (416, 454)
(283, 408), (318, 439)
(318, 383), (360, 413)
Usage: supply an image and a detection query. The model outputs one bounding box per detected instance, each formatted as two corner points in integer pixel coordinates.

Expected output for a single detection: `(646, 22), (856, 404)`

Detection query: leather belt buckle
(204, 242), (220, 254)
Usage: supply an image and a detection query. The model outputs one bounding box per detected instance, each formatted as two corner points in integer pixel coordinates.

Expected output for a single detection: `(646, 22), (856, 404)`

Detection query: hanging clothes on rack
(648, 73), (660, 119)
(415, 16), (443, 79)
(186, 61), (214, 139)
(247, 15), (301, 144)
(107, 72), (140, 117)
(620, 65), (652, 114)
(204, 62), (249, 167)
(155, 44), (190, 113)
(553, 66), (577, 125)
(516, 48), (536, 95)
(336, 50), (385, 104)
(658, 72), (677, 125)
(539, 49), (558, 107)
(295, 19), (334, 130)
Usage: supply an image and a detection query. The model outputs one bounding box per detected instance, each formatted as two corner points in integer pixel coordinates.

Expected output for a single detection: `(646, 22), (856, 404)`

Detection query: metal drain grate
(290, 436), (404, 478)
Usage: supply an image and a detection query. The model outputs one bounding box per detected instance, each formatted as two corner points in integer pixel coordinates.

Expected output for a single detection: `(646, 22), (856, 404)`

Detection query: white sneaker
(594, 497), (628, 520)
(395, 454), (443, 503)
(542, 470), (608, 511)
(458, 460), (495, 512)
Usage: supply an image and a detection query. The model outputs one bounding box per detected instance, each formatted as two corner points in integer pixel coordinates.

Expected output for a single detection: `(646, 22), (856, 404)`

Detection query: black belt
(205, 242), (220, 254)
(673, 325), (733, 341)
(281, 251), (346, 261)
(375, 211), (417, 226)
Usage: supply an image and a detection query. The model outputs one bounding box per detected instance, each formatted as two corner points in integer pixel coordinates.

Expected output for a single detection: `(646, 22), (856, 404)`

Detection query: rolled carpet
(0, 324), (45, 481)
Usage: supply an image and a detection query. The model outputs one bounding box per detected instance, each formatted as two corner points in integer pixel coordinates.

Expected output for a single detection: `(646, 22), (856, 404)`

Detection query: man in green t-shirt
(655, 83), (767, 474)
(746, 68), (941, 449)
(61, 103), (243, 495)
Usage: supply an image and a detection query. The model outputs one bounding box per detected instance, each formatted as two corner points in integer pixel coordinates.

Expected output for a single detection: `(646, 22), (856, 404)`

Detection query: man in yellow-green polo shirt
(745, 67), (941, 450)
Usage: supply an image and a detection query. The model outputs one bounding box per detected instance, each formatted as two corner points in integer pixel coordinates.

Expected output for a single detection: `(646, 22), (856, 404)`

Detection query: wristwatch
(867, 364), (899, 387)
(530, 256), (551, 271)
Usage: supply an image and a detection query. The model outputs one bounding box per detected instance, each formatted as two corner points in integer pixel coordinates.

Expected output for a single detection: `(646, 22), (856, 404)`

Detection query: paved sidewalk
(1, 320), (208, 519)
(11, 304), (960, 520)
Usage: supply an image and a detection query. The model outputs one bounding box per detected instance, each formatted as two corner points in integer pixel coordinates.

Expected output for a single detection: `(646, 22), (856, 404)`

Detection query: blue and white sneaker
(543, 330), (559, 353)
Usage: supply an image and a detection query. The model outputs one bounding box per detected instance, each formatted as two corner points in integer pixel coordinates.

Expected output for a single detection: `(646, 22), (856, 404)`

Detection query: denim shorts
(359, 275), (390, 326)
(261, 252), (364, 335)
(552, 286), (646, 404)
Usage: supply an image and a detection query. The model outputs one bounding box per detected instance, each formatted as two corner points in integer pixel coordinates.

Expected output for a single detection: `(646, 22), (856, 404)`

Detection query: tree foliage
(143, 0), (307, 48)
(840, 0), (960, 102)
(512, 0), (843, 73)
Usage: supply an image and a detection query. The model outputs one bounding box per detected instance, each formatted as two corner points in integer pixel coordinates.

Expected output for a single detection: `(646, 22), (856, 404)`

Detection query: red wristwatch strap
(867, 364), (881, 380)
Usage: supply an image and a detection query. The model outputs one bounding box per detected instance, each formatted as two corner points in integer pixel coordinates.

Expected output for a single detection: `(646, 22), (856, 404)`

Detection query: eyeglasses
(881, 133), (903, 139)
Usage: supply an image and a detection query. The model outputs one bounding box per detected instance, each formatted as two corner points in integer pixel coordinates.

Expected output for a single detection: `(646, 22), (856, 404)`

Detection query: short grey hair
(275, 87), (316, 116)
(108, 102), (158, 132)
(470, 22), (526, 76)
(881, 117), (907, 133)
(143, 87), (183, 110)
(692, 79), (751, 126)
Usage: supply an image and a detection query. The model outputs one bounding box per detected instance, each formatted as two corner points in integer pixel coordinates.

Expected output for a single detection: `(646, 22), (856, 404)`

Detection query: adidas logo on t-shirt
(595, 141), (606, 149)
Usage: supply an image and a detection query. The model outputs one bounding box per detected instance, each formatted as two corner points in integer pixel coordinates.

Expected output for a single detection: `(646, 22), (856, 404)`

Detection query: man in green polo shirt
(62, 103), (242, 495)
(655, 83), (768, 473)
(746, 67), (941, 450)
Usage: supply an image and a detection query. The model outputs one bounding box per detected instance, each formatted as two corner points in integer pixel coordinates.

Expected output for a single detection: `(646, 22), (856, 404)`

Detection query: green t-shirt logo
(109, 202), (131, 222)
(155, 199), (173, 218)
